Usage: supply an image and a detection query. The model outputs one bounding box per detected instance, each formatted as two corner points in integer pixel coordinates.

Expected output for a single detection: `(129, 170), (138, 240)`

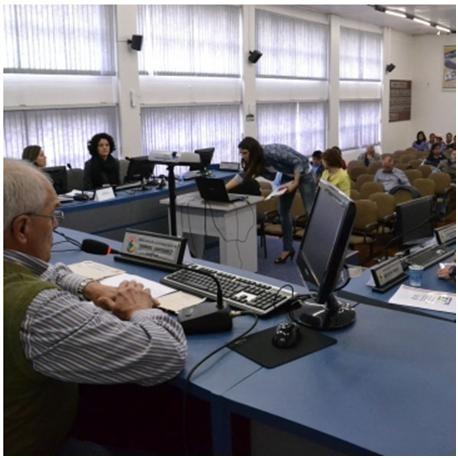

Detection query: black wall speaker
(128, 34), (143, 51)
(386, 63), (396, 73)
(248, 50), (263, 63)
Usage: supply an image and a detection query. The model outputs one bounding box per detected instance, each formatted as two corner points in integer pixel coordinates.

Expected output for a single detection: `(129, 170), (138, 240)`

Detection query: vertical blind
(340, 27), (382, 80)
(3, 5), (115, 74)
(137, 5), (241, 76)
(257, 102), (327, 155)
(141, 104), (241, 174)
(4, 107), (118, 168)
(339, 101), (381, 150)
(255, 10), (328, 79)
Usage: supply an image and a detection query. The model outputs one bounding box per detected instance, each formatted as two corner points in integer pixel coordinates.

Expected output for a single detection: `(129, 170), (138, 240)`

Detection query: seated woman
(411, 131), (429, 151)
(422, 142), (449, 169)
(357, 145), (381, 166)
(320, 148), (351, 196)
(445, 132), (455, 149)
(331, 145), (347, 169)
(83, 133), (120, 190)
(22, 145), (47, 168)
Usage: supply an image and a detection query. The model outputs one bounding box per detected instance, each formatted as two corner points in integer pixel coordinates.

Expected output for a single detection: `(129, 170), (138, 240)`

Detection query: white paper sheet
(100, 273), (175, 298)
(389, 284), (456, 314)
(68, 260), (125, 281)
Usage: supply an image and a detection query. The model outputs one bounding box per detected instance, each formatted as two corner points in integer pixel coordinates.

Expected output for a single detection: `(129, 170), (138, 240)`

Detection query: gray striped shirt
(5, 249), (187, 386)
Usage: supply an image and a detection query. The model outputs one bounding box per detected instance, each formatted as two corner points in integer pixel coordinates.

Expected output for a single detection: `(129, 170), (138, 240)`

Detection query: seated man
(357, 145), (381, 166)
(374, 153), (410, 192)
(4, 159), (187, 455)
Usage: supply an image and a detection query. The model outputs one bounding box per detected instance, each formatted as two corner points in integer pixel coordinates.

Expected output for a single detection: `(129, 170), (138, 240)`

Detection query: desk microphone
(66, 163), (72, 170)
(81, 239), (120, 255)
(174, 264), (232, 334)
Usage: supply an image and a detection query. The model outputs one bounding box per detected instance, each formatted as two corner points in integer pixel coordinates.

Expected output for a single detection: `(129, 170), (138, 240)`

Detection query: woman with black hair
(423, 142), (449, 169)
(83, 133), (120, 190)
(226, 136), (316, 264)
(412, 131), (429, 151)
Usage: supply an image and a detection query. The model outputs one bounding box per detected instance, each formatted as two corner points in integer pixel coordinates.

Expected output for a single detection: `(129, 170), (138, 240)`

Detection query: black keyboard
(161, 263), (294, 316)
(405, 244), (456, 269)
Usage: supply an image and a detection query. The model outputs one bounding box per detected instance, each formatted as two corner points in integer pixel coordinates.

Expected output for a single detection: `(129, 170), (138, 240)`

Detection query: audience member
(4, 159), (187, 456)
(83, 133), (120, 190)
(321, 148), (351, 196)
(426, 132), (436, 150)
(357, 145), (381, 166)
(310, 150), (324, 180)
(445, 132), (454, 148)
(331, 145), (347, 169)
(22, 145), (47, 168)
(423, 142), (449, 169)
(226, 137), (316, 264)
(374, 153), (410, 192)
(411, 131), (429, 152)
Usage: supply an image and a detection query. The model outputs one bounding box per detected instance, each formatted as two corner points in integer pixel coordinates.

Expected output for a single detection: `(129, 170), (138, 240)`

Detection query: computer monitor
(293, 181), (356, 330)
(189, 147), (215, 172)
(124, 156), (154, 183)
(43, 166), (68, 195)
(395, 196), (434, 246)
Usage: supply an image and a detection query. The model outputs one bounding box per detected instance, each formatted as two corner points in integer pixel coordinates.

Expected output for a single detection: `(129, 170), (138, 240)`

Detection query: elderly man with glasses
(4, 159), (187, 456)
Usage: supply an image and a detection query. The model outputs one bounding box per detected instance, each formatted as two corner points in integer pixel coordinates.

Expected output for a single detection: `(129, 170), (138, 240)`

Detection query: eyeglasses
(24, 209), (65, 227)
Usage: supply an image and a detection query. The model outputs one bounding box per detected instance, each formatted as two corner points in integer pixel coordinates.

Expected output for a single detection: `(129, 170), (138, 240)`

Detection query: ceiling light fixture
(436, 25), (451, 33)
(412, 17), (431, 27)
(385, 9), (407, 19)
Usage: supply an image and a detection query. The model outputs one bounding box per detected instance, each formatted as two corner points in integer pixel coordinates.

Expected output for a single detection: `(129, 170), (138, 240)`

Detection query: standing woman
(22, 145), (47, 168)
(226, 137), (316, 264)
(83, 133), (120, 190)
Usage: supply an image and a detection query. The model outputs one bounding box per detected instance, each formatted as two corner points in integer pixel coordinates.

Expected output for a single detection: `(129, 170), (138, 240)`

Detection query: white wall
(412, 33), (456, 138)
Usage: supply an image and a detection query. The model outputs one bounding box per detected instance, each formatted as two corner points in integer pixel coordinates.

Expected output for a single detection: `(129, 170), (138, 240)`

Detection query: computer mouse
(272, 321), (301, 349)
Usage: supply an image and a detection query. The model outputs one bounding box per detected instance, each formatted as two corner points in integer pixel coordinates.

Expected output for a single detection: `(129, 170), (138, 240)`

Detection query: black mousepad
(229, 325), (337, 369)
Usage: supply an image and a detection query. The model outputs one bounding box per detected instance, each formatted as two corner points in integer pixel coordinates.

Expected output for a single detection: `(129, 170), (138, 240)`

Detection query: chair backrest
(415, 151), (429, 160)
(404, 169), (422, 184)
(393, 150), (406, 159)
(417, 164), (433, 178)
(391, 188), (413, 205)
(257, 179), (273, 198)
(367, 161), (382, 174)
(348, 166), (368, 181)
(405, 147), (418, 154)
(407, 159), (422, 169)
(355, 173), (374, 190)
(119, 159), (130, 183)
(256, 196), (278, 217)
(359, 181), (384, 199)
(369, 192), (395, 220)
(399, 153), (416, 163)
(354, 199), (378, 230)
(350, 189), (361, 201)
(395, 163), (409, 170)
(412, 178), (435, 197)
(66, 168), (84, 191)
(428, 172), (451, 194)
(347, 160), (366, 170)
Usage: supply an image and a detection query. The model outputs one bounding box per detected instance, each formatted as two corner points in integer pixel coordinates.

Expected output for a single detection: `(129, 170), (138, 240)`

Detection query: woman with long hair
(226, 137), (316, 264)
(22, 145), (47, 168)
(321, 148), (351, 196)
(83, 133), (120, 190)
(412, 131), (429, 151)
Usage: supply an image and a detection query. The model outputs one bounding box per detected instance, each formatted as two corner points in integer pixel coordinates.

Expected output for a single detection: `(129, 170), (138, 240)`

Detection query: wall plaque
(389, 79), (411, 122)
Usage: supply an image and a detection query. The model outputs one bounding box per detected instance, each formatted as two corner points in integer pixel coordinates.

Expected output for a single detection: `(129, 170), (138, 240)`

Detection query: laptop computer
(195, 177), (247, 203)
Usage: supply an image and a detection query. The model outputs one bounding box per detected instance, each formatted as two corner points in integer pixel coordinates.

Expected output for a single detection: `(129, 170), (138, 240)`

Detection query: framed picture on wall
(443, 45), (456, 90)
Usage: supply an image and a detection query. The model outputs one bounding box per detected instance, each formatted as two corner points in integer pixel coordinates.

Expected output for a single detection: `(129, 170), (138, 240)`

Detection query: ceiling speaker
(386, 63), (396, 73)
(128, 34), (143, 51)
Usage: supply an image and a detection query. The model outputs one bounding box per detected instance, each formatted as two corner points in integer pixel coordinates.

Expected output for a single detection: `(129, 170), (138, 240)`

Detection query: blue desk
(60, 171), (233, 241)
(52, 229), (456, 455)
(342, 257), (456, 322)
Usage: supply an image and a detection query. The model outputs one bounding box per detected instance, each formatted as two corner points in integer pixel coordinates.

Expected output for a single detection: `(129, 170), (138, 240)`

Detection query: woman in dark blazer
(83, 133), (120, 190)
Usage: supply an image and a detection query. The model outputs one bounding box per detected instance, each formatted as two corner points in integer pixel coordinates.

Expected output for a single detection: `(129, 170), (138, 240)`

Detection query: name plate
(94, 187), (115, 202)
(435, 224), (456, 245)
(371, 258), (407, 292)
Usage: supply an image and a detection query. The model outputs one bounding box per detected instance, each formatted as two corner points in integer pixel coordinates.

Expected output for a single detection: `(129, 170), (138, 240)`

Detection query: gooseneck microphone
(174, 264), (232, 334)
(80, 239), (120, 255)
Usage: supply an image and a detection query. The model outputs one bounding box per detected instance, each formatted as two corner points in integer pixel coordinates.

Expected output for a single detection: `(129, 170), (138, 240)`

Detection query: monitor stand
(291, 293), (356, 330)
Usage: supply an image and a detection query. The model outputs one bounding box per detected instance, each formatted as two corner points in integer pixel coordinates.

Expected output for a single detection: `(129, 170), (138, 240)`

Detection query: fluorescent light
(385, 9), (407, 19)
(413, 17), (431, 27)
(436, 25), (451, 33)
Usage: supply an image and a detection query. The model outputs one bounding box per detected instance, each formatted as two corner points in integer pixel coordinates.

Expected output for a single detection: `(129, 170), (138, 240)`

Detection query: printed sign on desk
(94, 187), (115, 202)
